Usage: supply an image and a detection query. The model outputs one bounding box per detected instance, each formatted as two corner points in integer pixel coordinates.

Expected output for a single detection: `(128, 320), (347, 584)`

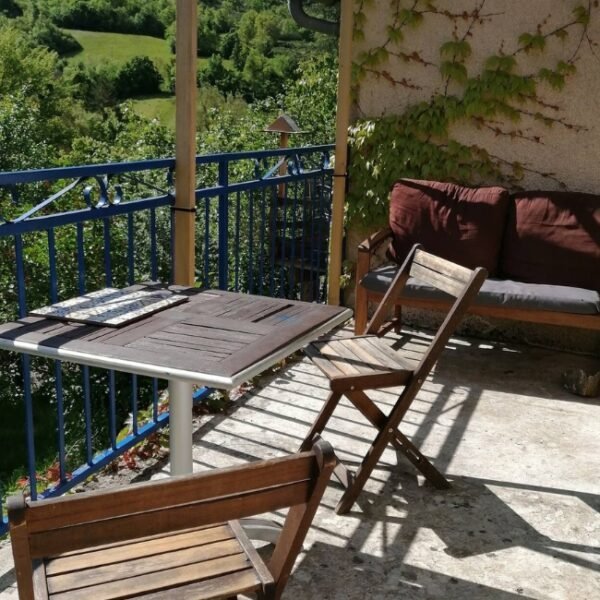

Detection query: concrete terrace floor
(1, 325), (599, 599)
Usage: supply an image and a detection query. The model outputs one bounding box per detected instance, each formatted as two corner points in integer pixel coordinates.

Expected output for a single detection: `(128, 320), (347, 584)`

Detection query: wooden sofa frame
(355, 228), (600, 334)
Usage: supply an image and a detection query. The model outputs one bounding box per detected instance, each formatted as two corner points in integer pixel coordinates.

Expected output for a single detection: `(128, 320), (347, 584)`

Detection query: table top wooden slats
(0, 286), (351, 389)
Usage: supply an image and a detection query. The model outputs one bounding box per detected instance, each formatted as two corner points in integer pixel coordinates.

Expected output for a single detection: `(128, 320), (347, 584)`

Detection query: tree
(282, 55), (338, 144)
(115, 56), (163, 99)
(197, 55), (242, 97)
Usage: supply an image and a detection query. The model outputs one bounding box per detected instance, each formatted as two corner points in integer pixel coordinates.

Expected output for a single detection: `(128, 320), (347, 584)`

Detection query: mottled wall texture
(353, 0), (600, 191)
(345, 0), (599, 353)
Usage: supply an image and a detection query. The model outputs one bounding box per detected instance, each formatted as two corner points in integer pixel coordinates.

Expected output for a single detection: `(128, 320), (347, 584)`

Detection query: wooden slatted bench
(355, 227), (600, 334)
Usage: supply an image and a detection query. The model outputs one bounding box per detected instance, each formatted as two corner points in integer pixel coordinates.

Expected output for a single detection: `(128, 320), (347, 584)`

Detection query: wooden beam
(173, 0), (198, 286)
(327, 0), (354, 306)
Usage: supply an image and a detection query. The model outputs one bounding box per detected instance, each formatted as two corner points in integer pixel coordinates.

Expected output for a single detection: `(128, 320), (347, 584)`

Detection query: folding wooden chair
(301, 245), (487, 514)
(8, 439), (335, 600)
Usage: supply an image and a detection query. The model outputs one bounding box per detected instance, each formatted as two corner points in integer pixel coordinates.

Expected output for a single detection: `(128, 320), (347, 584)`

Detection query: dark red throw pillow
(501, 191), (600, 291)
(388, 179), (510, 274)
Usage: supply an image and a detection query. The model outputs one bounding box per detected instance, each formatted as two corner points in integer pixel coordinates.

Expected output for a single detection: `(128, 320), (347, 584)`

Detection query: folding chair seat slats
(9, 440), (336, 600)
(306, 337), (414, 392)
(302, 245), (487, 514)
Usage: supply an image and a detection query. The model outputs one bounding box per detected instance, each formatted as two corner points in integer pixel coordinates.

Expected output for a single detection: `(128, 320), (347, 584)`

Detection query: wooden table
(0, 285), (351, 475)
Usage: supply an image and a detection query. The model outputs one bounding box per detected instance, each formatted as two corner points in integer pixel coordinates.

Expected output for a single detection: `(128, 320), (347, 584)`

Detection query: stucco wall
(344, 1), (600, 354)
(353, 0), (600, 192)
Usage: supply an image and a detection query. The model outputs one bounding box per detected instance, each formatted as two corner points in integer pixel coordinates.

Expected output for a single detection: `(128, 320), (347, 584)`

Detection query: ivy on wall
(347, 0), (594, 229)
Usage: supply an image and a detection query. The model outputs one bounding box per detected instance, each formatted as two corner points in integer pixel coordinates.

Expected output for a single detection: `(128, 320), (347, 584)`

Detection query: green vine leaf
(518, 32), (546, 52)
(485, 55), (517, 72)
(399, 9), (424, 28)
(573, 5), (591, 25)
(440, 40), (472, 62)
(554, 28), (569, 41)
(440, 61), (468, 84)
(538, 68), (566, 90)
(386, 25), (404, 44)
(556, 60), (577, 75)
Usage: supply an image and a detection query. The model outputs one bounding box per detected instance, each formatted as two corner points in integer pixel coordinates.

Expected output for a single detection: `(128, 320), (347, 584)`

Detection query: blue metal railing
(0, 144), (334, 535)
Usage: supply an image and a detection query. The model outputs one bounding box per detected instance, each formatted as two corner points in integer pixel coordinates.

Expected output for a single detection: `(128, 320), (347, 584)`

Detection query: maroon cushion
(501, 191), (600, 291)
(388, 179), (510, 275)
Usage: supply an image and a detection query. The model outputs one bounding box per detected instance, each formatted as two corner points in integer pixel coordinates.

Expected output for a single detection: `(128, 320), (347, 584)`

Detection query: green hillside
(65, 29), (171, 70)
(131, 95), (177, 129)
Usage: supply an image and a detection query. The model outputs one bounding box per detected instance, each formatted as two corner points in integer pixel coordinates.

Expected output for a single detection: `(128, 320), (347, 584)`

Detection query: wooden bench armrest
(357, 227), (393, 254)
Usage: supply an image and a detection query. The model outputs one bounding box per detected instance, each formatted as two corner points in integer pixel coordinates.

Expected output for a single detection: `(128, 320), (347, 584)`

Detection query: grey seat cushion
(361, 264), (600, 315)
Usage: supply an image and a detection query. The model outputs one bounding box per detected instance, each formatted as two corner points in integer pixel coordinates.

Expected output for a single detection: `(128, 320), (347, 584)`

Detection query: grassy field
(64, 29), (230, 125)
(65, 29), (173, 71)
(131, 95), (178, 129)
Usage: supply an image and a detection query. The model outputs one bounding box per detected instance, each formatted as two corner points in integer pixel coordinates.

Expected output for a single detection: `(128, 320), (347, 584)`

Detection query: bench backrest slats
(28, 480), (312, 558)
(25, 453), (315, 533)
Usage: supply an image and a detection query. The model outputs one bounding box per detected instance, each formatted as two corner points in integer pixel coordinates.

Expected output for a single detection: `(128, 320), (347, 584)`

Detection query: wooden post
(173, 0), (198, 286)
(327, 0), (354, 306)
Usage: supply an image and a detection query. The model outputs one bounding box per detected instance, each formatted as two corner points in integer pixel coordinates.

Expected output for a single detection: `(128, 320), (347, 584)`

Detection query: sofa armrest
(355, 228), (394, 334)
(358, 227), (393, 254)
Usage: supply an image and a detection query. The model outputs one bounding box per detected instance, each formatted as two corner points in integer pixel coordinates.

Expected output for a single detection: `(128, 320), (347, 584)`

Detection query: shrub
(115, 56), (163, 99)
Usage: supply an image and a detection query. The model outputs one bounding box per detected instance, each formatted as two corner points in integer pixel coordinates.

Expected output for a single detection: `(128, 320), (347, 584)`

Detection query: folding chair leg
(347, 390), (449, 489)
(299, 391), (342, 452)
(336, 425), (392, 514)
(393, 305), (402, 333)
(393, 429), (449, 490)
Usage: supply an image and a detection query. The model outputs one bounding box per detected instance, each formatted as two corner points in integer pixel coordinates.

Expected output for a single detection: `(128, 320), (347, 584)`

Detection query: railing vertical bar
(316, 170), (327, 301)
(127, 212), (135, 285)
(279, 188), (287, 298)
(21, 355), (37, 500)
(53, 360), (67, 483)
(309, 178), (317, 301)
(77, 223), (94, 465)
(290, 183), (298, 296)
(48, 228), (67, 483)
(150, 212), (159, 425)
(83, 366), (92, 464)
(247, 192), (254, 294)
(204, 199), (210, 287)
(259, 188), (266, 296)
(131, 374), (138, 436)
(15, 235), (37, 499)
(76, 223), (86, 294)
(152, 378), (159, 422)
(76, 222), (93, 465)
(269, 189), (277, 297)
(103, 218), (112, 287)
(150, 208), (158, 281)
(218, 160), (229, 290)
(47, 228), (58, 303)
(15, 234), (27, 318)
(108, 370), (117, 450)
(300, 180), (307, 298)
(169, 207), (175, 284)
(234, 191), (241, 292)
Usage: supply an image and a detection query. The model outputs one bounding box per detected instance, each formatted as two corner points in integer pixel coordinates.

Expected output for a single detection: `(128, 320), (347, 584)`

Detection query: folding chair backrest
(365, 244), (487, 380)
(8, 440), (336, 600)
(408, 248), (487, 381)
